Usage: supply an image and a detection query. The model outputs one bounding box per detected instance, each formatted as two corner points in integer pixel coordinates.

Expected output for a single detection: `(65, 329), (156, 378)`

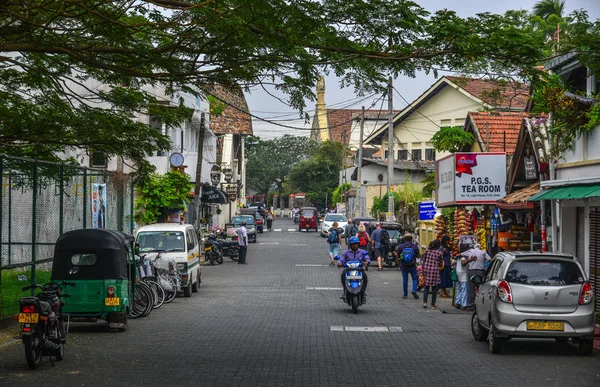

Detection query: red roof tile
(326, 109), (398, 145)
(205, 83), (253, 135)
(468, 112), (526, 154)
(445, 76), (530, 110)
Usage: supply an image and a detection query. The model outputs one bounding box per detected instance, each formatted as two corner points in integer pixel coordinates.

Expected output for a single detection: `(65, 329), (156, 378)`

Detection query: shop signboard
(418, 201), (437, 221)
(435, 152), (507, 206)
(523, 155), (537, 180)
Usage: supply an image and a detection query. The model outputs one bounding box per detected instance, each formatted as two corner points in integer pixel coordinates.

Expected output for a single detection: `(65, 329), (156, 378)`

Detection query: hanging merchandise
(526, 212), (535, 232)
(434, 215), (449, 240)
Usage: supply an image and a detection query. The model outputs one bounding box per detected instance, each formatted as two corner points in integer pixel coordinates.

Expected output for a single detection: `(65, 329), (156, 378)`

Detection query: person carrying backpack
(344, 219), (358, 247)
(327, 222), (342, 265)
(396, 233), (420, 300)
(356, 224), (370, 250)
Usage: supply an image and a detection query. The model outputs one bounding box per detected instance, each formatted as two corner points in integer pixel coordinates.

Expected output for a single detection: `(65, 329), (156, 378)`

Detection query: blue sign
(419, 201), (437, 221)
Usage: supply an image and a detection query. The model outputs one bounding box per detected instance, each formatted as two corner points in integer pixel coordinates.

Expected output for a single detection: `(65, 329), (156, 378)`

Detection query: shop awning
(201, 186), (230, 204)
(527, 184), (600, 201)
(497, 182), (539, 210)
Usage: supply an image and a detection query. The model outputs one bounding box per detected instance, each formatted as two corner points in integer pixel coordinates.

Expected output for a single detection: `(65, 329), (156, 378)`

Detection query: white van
(135, 223), (201, 297)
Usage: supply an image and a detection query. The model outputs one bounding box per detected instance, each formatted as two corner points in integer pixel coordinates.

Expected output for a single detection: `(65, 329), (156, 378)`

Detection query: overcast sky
(245, 0), (600, 140)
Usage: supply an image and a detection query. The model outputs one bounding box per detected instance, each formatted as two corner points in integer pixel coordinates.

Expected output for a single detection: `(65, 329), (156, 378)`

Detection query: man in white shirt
(461, 243), (490, 308)
(237, 221), (248, 264)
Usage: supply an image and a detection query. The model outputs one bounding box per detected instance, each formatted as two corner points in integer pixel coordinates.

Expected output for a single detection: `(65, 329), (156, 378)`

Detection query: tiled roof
(326, 109), (395, 145)
(498, 182), (540, 204)
(468, 112), (525, 154)
(445, 76), (530, 110)
(363, 157), (435, 171)
(205, 83), (253, 135)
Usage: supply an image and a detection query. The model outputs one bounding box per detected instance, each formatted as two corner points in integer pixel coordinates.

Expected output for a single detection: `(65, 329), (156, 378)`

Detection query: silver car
(470, 252), (595, 355)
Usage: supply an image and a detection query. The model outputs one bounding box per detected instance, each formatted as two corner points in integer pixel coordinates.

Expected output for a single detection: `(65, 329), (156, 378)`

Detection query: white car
(320, 214), (348, 237)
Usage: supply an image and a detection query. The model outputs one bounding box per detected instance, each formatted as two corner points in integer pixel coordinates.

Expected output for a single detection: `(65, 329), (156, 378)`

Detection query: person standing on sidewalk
(397, 234), (420, 300)
(422, 239), (443, 309)
(237, 221), (248, 264)
(454, 253), (469, 309)
(438, 235), (453, 298)
(462, 243), (490, 308)
(327, 222), (343, 265)
(370, 222), (384, 271)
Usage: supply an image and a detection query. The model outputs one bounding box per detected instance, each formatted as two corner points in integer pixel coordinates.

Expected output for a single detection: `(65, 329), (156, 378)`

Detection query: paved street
(0, 218), (599, 386)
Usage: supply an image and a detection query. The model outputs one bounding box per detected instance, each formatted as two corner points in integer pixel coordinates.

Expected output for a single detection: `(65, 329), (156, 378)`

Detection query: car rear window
(505, 259), (584, 286)
(325, 214), (346, 222)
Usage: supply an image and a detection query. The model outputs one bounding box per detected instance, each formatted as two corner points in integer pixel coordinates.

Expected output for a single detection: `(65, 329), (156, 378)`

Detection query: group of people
(326, 219), (491, 310)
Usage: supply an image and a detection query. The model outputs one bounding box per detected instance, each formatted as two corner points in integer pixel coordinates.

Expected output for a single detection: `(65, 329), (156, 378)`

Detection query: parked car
(231, 215), (257, 243)
(470, 252), (595, 355)
(240, 207), (264, 233)
(320, 213), (348, 237)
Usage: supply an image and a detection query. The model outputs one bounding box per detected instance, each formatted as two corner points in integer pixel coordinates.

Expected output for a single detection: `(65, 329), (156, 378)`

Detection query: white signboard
(435, 155), (455, 207)
(435, 152), (507, 206)
(454, 153), (506, 204)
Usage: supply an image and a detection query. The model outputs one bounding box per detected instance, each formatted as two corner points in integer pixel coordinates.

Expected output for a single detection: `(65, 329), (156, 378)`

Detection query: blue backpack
(401, 247), (416, 265)
(328, 229), (338, 244)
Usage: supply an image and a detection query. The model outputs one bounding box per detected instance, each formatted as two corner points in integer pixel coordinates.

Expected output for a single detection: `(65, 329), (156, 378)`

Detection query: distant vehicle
(320, 214), (348, 237)
(470, 252), (595, 355)
(240, 208), (263, 233)
(298, 207), (318, 232)
(231, 215), (257, 243)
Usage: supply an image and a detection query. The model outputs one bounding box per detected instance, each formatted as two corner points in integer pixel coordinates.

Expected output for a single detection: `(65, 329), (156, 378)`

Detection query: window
(397, 150), (408, 160)
(425, 149), (436, 161)
(441, 119), (452, 127)
(505, 260), (584, 286)
(324, 214), (347, 222)
(136, 231), (186, 252)
(411, 149), (422, 161)
(455, 118), (466, 127)
(71, 253), (97, 266)
(90, 151), (107, 168)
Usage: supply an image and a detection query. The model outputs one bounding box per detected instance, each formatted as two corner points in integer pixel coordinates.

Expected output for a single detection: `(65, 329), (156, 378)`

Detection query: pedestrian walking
(438, 235), (453, 298)
(237, 221), (248, 264)
(266, 207), (274, 231)
(397, 233), (420, 300)
(422, 239), (443, 309)
(327, 221), (343, 265)
(344, 218), (358, 247)
(370, 222), (385, 271)
(454, 253), (469, 309)
(462, 243), (490, 308)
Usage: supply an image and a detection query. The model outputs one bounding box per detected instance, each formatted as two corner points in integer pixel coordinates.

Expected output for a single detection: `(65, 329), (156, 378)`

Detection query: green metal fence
(0, 155), (135, 321)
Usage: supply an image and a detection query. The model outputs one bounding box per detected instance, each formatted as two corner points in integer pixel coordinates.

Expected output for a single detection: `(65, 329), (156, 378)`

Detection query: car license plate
(204, 246), (211, 251)
(18, 313), (39, 323)
(105, 297), (120, 306)
(526, 321), (564, 331)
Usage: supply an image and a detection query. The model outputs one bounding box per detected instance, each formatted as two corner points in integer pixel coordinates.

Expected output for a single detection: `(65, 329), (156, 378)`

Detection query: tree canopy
(1, 0), (599, 177)
(245, 135), (315, 195)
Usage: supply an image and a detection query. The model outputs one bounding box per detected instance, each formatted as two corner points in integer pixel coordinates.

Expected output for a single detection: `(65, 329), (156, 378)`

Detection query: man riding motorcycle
(337, 236), (371, 297)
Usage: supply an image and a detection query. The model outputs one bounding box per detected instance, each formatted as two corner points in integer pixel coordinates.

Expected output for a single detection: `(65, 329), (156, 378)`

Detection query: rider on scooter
(337, 236), (371, 297)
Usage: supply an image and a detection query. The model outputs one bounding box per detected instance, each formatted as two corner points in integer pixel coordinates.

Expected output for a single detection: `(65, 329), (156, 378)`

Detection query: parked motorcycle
(203, 237), (223, 265)
(335, 257), (368, 314)
(17, 281), (75, 369)
(215, 231), (240, 262)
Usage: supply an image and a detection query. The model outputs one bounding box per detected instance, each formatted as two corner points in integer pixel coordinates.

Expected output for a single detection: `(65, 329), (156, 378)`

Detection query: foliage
(287, 141), (344, 205)
(533, 0), (565, 19)
(134, 171), (193, 225)
(397, 175), (424, 216)
(531, 73), (600, 157)
(332, 183), (352, 205)
(245, 135), (316, 196)
(371, 194), (399, 218)
(431, 126), (475, 153)
(421, 171), (436, 198)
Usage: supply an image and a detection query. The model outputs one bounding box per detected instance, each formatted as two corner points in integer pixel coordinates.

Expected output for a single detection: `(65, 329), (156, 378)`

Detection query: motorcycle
(335, 257), (367, 314)
(214, 231), (240, 262)
(203, 236), (223, 265)
(17, 281), (75, 369)
(293, 213), (299, 224)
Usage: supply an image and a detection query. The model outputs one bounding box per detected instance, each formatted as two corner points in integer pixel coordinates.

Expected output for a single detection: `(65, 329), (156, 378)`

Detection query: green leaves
(430, 126), (474, 153)
(134, 171), (193, 225)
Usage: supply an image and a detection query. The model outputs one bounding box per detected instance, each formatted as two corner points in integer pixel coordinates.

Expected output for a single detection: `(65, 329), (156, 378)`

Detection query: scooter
(293, 213), (299, 224)
(335, 257), (367, 314)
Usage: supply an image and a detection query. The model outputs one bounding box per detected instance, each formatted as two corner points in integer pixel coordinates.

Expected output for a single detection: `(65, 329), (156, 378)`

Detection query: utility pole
(387, 76), (394, 221)
(193, 113), (206, 230)
(357, 106), (365, 217)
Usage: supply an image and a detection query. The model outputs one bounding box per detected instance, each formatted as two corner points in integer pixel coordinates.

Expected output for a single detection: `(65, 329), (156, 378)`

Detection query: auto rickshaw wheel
(118, 313), (128, 332)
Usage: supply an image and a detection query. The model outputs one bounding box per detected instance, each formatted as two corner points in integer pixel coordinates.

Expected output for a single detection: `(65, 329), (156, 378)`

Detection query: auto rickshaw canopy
(51, 229), (134, 281)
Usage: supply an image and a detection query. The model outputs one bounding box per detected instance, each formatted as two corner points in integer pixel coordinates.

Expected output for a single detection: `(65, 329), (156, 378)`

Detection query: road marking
(274, 229), (282, 232)
(290, 244), (307, 246)
(296, 264), (325, 267)
(330, 326), (403, 333)
(305, 287), (343, 290)
(259, 242), (279, 245)
(383, 282), (389, 285)
(287, 229), (296, 232)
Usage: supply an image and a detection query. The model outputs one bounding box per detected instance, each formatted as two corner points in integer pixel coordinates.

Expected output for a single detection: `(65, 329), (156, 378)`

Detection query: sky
(244, 0), (600, 140)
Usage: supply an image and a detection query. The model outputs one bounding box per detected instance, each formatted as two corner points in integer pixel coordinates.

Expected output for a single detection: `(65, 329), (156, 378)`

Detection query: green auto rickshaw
(51, 229), (136, 332)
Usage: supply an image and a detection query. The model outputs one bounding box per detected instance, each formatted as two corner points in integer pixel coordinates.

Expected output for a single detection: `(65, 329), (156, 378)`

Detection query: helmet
(348, 236), (360, 245)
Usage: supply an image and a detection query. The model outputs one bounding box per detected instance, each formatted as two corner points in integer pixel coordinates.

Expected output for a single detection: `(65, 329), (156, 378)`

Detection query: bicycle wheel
(146, 279), (165, 309)
(138, 282), (154, 317)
